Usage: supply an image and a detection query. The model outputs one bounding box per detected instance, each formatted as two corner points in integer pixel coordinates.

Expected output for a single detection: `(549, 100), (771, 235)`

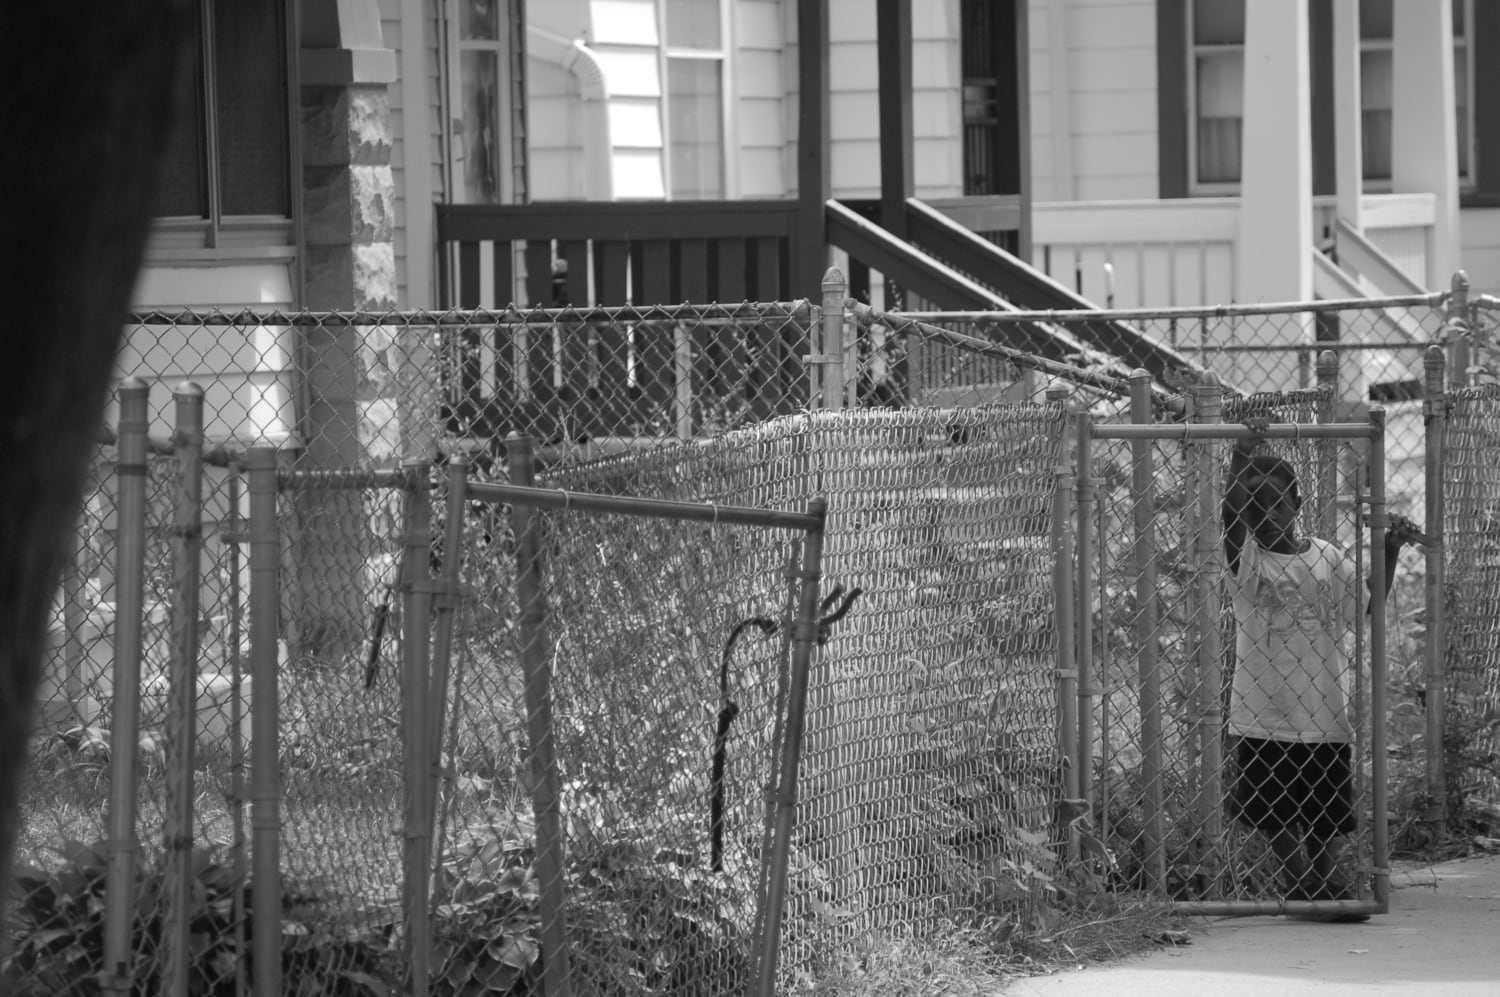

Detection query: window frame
(147, 0), (297, 256)
(657, 0), (734, 201)
(1161, 0), (1486, 200)
(1185, 0), (1246, 195)
(446, 0), (525, 206)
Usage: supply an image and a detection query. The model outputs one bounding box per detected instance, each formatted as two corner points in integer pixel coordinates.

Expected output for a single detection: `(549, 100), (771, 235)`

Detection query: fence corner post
(1045, 382), (1079, 857)
(245, 446), (282, 997)
(818, 266), (847, 412)
(1189, 371), (1226, 882)
(164, 382), (205, 997)
(1447, 270), (1471, 388)
(101, 378), (149, 997)
(1423, 345), (1448, 832)
(507, 433), (572, 997)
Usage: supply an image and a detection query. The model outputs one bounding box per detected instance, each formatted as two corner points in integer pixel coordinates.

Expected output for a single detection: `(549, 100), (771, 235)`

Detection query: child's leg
(1306, 742), (1359, 900)
(1266, 825), (1315, 897)
(1305, 832), (1353, 899)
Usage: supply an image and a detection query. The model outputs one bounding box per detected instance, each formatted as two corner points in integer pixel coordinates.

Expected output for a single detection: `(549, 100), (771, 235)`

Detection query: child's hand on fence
(1385, 514), (1432, 550)
(1236, 416), (1271, 456)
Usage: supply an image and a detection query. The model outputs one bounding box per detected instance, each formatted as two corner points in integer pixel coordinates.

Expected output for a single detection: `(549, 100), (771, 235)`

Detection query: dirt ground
(1001, 852), (1500, 995)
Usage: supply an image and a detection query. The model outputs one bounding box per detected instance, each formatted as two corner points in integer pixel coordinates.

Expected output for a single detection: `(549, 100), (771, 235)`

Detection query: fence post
(1367, 407), (1391, 911)
(1447, 270), (1471, 388)
(1316, 350), (1341, 539)
(817, 266), (846, 411)
(674, 322), (694, 440)
(1129, 370), (1166, 894)
(1046, 384), (1079, 857)
(755, 499), (829, 997)
(1190, 372), (1226, 882)
(226, 461), (249, 997)
(508, 434), (572, 997)
(400, 460), (435, 997)
(427, 457), (468, 896)
(1073, 410), (1096, 820)
(163, 383), (205, 997)
(246, 447), (282, 997)
(101, 379), (149, 997)
(1423, 345), (1448, 831)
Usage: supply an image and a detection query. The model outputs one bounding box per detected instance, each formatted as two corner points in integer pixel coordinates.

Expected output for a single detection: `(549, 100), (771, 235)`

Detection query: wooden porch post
(877, 0), (913, 242)
(1392, 0), (1460, 287)
(797, 0), (831, 299)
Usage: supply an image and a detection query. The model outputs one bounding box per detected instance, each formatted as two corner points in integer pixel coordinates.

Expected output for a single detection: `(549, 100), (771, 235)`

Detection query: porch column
(1332, 0), (1363, 231)
(1237, 0), (1312, 393)
(297, 1), (437, 654)
(1392, 0), (1460, 288)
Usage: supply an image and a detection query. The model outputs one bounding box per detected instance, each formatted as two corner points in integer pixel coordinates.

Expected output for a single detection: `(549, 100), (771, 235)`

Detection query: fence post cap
(820, 267), (846, 292)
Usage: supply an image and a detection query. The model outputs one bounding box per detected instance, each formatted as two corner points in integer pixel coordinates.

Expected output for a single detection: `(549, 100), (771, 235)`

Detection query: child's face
(1246, 470), (1299, 539)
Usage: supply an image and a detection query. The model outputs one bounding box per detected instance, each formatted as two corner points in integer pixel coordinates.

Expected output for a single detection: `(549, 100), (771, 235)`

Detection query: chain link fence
(14, 278), (1500, 993)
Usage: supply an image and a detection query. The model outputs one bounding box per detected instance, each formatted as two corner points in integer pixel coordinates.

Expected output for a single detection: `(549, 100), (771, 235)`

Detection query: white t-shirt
(1227, 536), (1359, 743)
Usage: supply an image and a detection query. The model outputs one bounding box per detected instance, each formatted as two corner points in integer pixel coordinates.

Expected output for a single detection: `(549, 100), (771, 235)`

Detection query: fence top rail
(902, 291), (1447, 324)
(127, 301), (813, 328)
(1090, 421), (1378, 442)
(850, 301), (1187, 412)
(465, 479), (826, 531)
(276, 466), (424, 491)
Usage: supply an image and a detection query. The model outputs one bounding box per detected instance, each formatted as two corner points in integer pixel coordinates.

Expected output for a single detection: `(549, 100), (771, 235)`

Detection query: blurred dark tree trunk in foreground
(0, 2), (191, 910)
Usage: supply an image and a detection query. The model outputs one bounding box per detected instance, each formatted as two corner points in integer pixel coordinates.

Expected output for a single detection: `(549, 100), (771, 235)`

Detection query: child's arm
(1221, 416), (1269, 577)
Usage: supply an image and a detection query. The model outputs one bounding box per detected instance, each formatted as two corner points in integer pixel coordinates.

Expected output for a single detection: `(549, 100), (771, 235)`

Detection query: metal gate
(1073, 376), (1393, 919)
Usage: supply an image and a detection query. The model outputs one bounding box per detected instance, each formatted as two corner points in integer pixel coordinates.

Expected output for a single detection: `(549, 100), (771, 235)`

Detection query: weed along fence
(12, 274), (1500, 994)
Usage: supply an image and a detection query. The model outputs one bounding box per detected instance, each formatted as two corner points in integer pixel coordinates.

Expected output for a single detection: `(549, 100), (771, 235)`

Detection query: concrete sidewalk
(1002, 853), (1500, 995)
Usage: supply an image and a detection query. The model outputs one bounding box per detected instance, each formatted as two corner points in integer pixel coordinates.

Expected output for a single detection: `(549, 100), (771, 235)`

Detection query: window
(1188, 0), (1245, 190)
(155, 0), (292, 244)
(661, 0), (726, 199)
(960, 0), (1023, 197)
(1176, 0), (1474, 194)
(451, 0), (525, 204)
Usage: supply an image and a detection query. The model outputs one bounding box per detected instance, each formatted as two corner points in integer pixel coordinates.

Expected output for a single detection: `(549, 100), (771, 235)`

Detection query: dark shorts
(1230, 736), (1356, 838)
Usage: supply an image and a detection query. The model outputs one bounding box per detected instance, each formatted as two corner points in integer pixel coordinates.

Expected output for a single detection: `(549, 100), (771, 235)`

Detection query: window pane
(1360, 48), (1392, 180)
(1361, 48), (1393, 112)
(1359, 0), (1392, 40)
(459, 50), (502, 204)
(667, 58), (722, 198)
(1193, 0), (1244, 45)
(1362, 110), (1392, 180)
(1196, 51), (1242, 183)
(215, 0), (289, 216)
(665, 0), (721, 49)
(461, 0), (499, 41)
(1453, 0), (1465, 36)
(156, 3), (207, 217)
(1455, 44), (1469, 177)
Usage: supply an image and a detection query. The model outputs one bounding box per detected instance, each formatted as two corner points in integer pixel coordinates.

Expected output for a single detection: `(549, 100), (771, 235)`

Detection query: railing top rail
(1091, 421), (1379, 442)
(903, 291), (1448, 324)
(465, 479), (825, 531)
(127, 301), (813, 328)
(850, 301), (1186, 412)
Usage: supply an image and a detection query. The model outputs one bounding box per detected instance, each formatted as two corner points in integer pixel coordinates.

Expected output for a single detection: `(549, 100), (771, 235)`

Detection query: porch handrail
(901, 198), (1222, 391)
(824, 199), (1102, 368)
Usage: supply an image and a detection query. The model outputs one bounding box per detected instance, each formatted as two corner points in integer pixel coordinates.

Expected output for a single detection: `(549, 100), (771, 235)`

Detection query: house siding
(1028, 0), (1158, 203)
(736, 0), (790, 197)
(527, 0), (592, 200)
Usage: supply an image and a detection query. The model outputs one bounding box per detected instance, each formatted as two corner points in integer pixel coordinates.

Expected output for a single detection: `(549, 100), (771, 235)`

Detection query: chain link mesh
(18, 288), (1500, 992)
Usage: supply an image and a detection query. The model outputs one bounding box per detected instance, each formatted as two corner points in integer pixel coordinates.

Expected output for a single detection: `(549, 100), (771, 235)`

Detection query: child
(1222, 417), (1424, 920)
